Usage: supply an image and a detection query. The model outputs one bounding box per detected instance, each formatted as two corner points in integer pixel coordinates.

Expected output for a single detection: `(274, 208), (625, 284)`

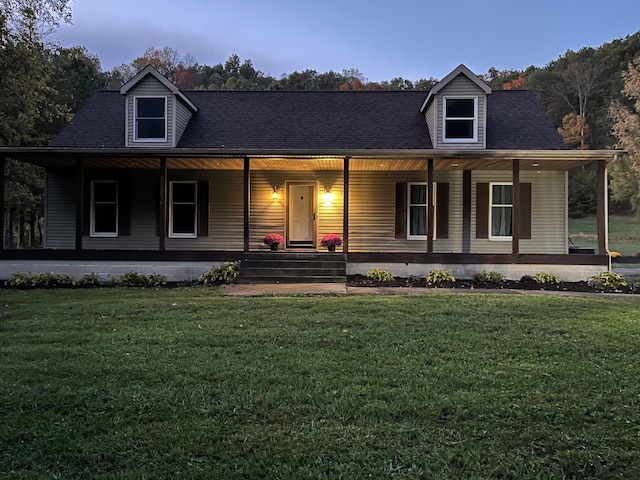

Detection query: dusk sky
(55, 0), (640, 82)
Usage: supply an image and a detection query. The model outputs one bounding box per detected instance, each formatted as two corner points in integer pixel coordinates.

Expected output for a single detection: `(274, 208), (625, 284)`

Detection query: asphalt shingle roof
(50, 88), (567, 151)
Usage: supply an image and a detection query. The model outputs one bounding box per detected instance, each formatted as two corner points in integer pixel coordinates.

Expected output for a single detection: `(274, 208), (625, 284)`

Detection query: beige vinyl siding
(425, 100), (436, 147)
(125, 76), (174, 147)
(349, 170), (462, 253)
(174, 99), (194, 145)
(249, 171), (344, 250)
(470, 170), (567, 254)
(434, 75), (487, 149)
(44, 169), (76, 249)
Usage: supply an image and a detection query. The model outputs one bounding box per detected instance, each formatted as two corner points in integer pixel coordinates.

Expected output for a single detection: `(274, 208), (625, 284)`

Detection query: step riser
(240, 252), (346, 284)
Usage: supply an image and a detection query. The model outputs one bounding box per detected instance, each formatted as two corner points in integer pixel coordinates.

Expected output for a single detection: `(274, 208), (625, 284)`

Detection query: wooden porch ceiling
(75, 156), (595, 171)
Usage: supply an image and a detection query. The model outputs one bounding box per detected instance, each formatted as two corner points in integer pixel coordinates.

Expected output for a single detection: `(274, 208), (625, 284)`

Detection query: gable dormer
(421, 64), (491, 149)
(120, 65), (198, 148)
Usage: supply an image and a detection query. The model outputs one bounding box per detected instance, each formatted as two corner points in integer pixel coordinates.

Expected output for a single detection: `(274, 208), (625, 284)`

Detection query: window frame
(442, 96), (478, 143)
(406, 182), (437, 241)
(169, 181), (198, 238)
(90, 180), (118, 237)
(134, 96), (168, 142)
(489, 182), (513, 241)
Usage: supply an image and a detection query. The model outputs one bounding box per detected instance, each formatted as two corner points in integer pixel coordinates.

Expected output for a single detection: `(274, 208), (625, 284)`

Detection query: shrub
(588, 272), (627, 289)
(76, 273), (103, 288)
(532, 272), (561, 285)
(473, 271), (505, 284)
(366, 268), (394, 283)
(200, 261), (240, 285)
(118, 271), (167, 288)
(426, 269), (456, 286)
(6, 272), (75, 289)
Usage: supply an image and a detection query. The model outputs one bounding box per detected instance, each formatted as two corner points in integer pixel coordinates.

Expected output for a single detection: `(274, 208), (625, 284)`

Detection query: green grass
(569, 214), (640, 256)
(2, 288), (640, 479)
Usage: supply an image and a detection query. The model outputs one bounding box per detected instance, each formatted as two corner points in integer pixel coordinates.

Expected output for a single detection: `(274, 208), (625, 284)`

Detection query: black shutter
(476, 183), (489, 239)
(436, 182), (449, 239)
(197, 180), (209, 237)
(82, 178), (91, 236)
(519, 183), (532, 240)
(118, 179), (131, 236)
(395, 183), (407, 238)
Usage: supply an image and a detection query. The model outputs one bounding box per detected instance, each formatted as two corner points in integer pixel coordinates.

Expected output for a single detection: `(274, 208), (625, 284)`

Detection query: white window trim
(442, 96), (478, 143)
(134, 96), (168, 142)
(90, 180), (118, 237)
(169, 181), (198, 238)
(407, 182), (437, 241)
(489, 182), (512, 241)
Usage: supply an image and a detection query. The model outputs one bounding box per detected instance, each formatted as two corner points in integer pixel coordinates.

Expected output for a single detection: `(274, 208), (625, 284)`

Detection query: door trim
(285, 181), (318, 248)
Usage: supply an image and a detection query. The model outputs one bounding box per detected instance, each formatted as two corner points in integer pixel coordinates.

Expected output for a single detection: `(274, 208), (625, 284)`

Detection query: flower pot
(270, 243), (279, 251)
(328, 244), (336, 252)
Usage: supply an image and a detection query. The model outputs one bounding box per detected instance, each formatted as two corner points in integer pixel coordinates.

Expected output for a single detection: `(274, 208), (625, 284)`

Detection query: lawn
(1, 288), (640, 479)
(569, 214), (640, 256)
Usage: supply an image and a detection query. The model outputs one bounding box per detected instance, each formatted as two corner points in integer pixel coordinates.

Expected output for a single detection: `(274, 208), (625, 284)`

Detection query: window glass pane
(94, 204), (117, 233)
(410, 184), (426, 204)
(410, 206), (426, 235)
(492, 184), (512, 204)
(445, 120), (474, 139)
(172, 183), (195, 203)
(137, 119), (165, 139)
(446, 98), (474, 118)
(172, 204), (196, 234)
(491, 206), (512, 236)
(137, 98), (165, 118)
(93, 182), (117, 202)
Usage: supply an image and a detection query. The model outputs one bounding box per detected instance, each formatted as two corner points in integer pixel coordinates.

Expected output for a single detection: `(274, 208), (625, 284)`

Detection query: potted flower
(264, 233), (285, 251)
(320, 233), (342, 252)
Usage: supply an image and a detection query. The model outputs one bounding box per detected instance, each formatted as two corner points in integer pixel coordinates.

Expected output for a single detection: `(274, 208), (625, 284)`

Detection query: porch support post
(75, 157), (84, 251)
(427, 158), (434, 254)
(342, 156), (349, 253)
(596, 159), (608, 255)
(159, 157), (167, 251)
(0, 157), (5, 251)
(512, 159), (520, 254)
(244, 157), (250, 252)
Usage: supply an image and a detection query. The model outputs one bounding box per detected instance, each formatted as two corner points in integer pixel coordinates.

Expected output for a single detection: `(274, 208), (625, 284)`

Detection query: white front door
(288, 183), (316, 247)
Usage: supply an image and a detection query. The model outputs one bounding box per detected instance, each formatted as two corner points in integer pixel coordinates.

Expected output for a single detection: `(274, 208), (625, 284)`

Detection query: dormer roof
(120, 64), (198, 112)
(421, 64), (491, 113)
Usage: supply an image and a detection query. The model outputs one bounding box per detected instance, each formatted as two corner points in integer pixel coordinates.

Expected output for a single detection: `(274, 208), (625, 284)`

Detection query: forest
(2, 1), (640, 248)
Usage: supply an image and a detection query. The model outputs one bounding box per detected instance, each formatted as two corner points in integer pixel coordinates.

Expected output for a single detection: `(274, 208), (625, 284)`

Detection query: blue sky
(56, 0), (640, 82)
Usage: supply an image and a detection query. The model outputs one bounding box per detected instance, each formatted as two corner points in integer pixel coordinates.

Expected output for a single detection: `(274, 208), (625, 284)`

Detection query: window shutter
(436, 182), (449, 239)
(519, 183), (532, 239)
(476, 183), (489, 239)
(118, 180), (131, 236)
(197, 180), (209, 237)
(395, 183), (407, 238)
(82, 179), (91, 236)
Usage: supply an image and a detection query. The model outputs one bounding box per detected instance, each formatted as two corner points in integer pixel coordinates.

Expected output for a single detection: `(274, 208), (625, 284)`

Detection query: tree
(610, 55), (640, 214)
(557, 112), (590, 149)
(1, 0), (72, 37)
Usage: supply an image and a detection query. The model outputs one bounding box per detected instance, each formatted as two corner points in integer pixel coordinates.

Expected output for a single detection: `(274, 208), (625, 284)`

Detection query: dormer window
(134, 97), (167, 141)
(443, 96), (477, 143)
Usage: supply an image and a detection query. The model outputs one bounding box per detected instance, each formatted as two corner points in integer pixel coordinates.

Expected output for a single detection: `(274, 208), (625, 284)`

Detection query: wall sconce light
(322, 189), (335, 206)
(272, 187), (280, 200)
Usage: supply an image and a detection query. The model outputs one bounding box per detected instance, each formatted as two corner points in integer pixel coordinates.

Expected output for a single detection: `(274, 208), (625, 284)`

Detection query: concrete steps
(238, 252), (346, 284)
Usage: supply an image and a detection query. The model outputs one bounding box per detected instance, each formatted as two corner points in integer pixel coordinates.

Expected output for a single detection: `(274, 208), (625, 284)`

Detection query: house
(0, 64), (620, 282)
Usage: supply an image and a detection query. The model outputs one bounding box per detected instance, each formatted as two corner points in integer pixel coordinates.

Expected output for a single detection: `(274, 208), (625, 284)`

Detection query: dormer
(120, 65), (198, 147)
(421, 64), (491, 149)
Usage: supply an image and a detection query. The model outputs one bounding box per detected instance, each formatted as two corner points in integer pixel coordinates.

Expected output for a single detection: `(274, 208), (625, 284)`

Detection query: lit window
(490, 183), (512, 239)
(91, 181), (118, 237)
(407, 183), (436, 240)
(169, 181), (197, 238)
(135, 97), (166, 141)
(443, 97), (477, 142)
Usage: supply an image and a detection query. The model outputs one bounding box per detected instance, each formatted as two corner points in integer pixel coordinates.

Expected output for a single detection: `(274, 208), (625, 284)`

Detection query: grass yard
(569, 214), (640, 256)
(1, 288), (640, 479)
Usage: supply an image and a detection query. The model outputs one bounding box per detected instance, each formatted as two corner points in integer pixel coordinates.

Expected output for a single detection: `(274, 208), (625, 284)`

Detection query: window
(91, 181), (118, 237)
(490, 183), (512, 239)
(443, 96), (477, 142)
(407, 183), (436, 240)
(169, 181), (197, 238)
(135, 97), (166, 141)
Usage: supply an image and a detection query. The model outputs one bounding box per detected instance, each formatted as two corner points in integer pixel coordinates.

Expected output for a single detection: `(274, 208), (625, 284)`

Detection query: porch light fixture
(272, 187), (280, 200)
(322, 189), (335, 206)
(532, 163), (540, 167)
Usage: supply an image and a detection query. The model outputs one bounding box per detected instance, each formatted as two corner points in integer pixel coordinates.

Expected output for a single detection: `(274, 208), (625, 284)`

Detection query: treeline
(3, 1), (640, 248)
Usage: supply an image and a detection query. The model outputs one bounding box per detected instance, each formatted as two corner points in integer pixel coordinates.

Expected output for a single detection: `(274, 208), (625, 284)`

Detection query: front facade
(0, 65), (619, 282)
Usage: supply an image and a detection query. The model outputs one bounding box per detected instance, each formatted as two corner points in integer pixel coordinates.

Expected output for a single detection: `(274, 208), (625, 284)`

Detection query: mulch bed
(346, 275), (640, 294)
